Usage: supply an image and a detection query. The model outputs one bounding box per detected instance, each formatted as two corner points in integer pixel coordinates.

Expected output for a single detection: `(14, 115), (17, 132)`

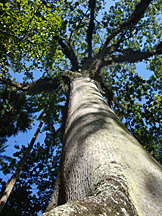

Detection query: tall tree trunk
(0, 119), (44, 214)
(44, 77), (162, 216)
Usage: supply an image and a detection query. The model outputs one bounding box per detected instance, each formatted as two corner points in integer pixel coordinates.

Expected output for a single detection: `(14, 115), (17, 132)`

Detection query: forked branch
(97, 0), (152, 59)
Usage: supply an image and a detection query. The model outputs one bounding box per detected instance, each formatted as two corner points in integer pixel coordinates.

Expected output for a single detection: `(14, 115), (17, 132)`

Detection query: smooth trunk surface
(45, 78), (162, 216)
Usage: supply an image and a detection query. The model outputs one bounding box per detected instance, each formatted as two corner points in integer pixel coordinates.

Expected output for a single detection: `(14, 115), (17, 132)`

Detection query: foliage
(0, 134), (61, 215)
(0, 0), (62, 74)
(0, 142), (12, 168)
(0, 0), (162, 215)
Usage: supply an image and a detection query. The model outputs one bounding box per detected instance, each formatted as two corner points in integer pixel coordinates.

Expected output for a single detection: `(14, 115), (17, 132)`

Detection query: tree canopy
(0, 0), (162, 215)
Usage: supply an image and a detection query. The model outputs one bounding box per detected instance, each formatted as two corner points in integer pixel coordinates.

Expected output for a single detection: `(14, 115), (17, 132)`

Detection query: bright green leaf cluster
(0, 0), (63, 74)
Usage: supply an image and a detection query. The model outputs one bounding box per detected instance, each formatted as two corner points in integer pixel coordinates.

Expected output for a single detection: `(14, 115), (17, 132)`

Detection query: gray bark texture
(43, 77), (162, 216)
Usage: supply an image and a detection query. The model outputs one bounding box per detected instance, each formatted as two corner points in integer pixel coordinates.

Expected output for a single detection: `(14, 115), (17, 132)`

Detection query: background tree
(0, 0), (162, 215)
(0, 113), (45, 213)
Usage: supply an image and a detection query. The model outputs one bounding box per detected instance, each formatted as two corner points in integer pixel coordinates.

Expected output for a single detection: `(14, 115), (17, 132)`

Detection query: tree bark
(0, 119), (44, 214)
(44, 77), (162, 216)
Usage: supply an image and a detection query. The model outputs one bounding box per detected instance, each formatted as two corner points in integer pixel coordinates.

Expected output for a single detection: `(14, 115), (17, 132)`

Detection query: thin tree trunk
(44, 77), (162, 216)
(0, 118), (44, 213)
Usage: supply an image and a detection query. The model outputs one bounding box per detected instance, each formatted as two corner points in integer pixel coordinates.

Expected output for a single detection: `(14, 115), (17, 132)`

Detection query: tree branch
(81, 0), (96, 71)
(0, 70), (82, 95)
(53, 36), (79, 71)
(0, 78), (59, 94)
(123, 0), (152, 27)
(104, 31), (132, 56)
(97, 0), (152, 59)
(0, 29), (33, 44)
(102, 41), (162, 65)
(87, 0), (96, 58)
